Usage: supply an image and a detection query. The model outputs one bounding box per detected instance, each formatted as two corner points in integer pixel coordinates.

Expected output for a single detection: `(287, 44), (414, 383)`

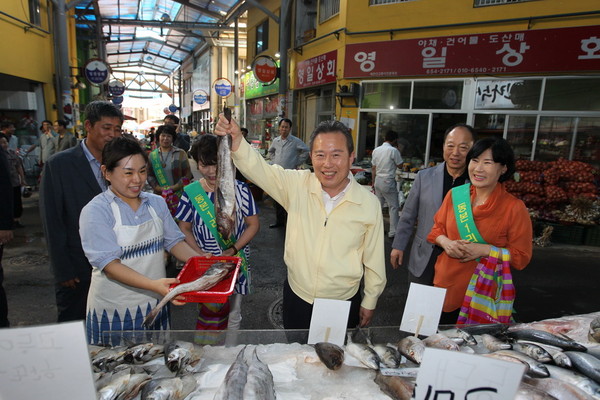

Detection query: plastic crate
(584, 225), (600, 247)
(547, 222), (585, 245)
(171, 256), (241, 303)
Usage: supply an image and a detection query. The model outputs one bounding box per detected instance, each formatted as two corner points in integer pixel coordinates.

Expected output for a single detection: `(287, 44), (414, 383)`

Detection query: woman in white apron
(79, 136), (200, 345)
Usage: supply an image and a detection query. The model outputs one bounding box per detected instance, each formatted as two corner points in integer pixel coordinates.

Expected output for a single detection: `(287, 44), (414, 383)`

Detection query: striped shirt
(174, 180), (258, 294)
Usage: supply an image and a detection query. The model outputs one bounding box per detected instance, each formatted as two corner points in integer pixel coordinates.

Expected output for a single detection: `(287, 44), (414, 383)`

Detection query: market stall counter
(90, 311), (600, 400)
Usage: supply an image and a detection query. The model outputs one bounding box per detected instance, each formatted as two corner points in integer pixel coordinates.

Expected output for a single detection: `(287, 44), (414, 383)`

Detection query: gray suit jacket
(40, 143), (102, 283)
(391, 163), (445, 277)
(56, 133), (78, 152)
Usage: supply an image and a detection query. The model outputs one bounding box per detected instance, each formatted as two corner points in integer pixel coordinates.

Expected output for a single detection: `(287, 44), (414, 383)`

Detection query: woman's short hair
(156, 124), (178, 141)
(468, 137), (515, 182)
(102, 136), (148, 173)
(190, 134), (218, 166)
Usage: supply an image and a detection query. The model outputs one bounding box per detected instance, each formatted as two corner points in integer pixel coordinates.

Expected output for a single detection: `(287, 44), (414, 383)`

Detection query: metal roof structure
(73, 0), (250, 78)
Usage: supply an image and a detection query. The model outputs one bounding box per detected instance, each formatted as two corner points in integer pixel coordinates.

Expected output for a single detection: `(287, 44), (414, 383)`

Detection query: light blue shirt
(81, 140), (108, 191)
(267, 134), (309, 169)
(79, 189), (185, 270)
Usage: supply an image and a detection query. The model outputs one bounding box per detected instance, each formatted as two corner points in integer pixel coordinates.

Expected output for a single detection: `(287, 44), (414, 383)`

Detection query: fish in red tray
(143, 261), (237, 327)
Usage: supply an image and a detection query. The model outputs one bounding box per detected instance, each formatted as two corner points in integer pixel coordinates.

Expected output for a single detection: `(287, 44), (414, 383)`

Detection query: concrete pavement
(2, 190), (599, 330)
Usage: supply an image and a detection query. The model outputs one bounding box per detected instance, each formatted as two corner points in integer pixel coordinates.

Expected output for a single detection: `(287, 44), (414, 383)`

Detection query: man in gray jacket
(390, 124), (475, 285)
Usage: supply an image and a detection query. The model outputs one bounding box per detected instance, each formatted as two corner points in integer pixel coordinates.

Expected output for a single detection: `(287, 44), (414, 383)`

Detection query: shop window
(377, 113), (429, 167)
(361, 82), (410, 109)
(506, 115), (536, 160)
(572, 118), (600, 168)
(413, 81), (463, 109)
(475, 79), (541, 110)
(535, 117), (576, 162)
(256, 20), (269, 54)
(473, 114), (505, 139)
(319, 0), (340, 23)
(29, 0), (41, 26)
(474, 0), (533, 6)
(542, 78), (600, 112)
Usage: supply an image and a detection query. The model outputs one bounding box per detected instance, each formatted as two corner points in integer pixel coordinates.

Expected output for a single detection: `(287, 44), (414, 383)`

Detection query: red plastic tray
(170, 256), (241, 303)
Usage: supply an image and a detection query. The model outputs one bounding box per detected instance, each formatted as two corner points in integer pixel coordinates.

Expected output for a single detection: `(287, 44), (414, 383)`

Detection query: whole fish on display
(396, 336), (425, 365)
(481, 333), (512, 352)
(374, 372), (415, 400)
(440, 327), (478, 346)
(345, 332), (380, 370)
(524, 376), (596, 400)
(140, 374), (200, 400)
(564, 351), (600, 384)
(243, 347), (276, 400)
(215, 106), (236, 239)
(314, 342), (345, 370)
(422, 333), (460, 351)
(493, 350), (550, 378)
(97, 370), (151, 400)
(513, 342), (554, 363)
(507, 328), (588, 351)
(546, 364), (600, 398)
(163, 341), (202, 374)
(143, 261), (237, 327)
(214, 346), (249, 400)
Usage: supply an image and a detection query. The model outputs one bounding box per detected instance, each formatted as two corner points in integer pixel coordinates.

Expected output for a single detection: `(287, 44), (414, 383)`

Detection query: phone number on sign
(425, 66), (508, 74)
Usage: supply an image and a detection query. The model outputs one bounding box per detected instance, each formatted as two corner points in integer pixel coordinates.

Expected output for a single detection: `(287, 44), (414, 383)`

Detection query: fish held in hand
(215, 133), (236, 239)
(314, 342), (345, 370)
(143, 261), (237, 328)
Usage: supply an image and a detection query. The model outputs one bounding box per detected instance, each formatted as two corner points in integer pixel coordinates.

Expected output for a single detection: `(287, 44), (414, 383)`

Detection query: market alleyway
(3, 190), (600, 330)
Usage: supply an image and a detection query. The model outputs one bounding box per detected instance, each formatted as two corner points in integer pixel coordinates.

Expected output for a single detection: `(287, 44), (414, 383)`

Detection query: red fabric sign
(296, 50), (337, 88)
(344, 26), (600, 78)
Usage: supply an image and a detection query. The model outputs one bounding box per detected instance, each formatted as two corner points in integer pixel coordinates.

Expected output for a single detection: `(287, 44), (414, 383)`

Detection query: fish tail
(143, 300), (167, 328)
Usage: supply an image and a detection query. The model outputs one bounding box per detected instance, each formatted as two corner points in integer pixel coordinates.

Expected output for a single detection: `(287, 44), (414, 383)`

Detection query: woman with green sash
(148, 124), (192, 216)
(427, 137), (532, 324)
(175, 134), (259, 333)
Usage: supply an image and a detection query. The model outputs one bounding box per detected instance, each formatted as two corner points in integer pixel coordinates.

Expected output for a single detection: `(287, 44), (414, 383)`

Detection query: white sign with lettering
(414, 348), (526, 400)
(0, 321), (96, 399)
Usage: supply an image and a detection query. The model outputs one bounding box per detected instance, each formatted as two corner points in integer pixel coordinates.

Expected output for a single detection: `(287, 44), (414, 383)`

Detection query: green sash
(183, 181), (249, 292)
(149, 149), (170, 188)
(451, 183), (486, 244)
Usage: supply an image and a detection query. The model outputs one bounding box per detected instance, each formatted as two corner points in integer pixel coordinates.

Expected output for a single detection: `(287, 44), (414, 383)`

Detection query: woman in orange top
(427, 137), (532, 324)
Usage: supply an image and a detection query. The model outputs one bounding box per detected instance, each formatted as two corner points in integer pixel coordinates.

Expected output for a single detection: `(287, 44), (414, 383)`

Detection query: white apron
(86, 201), (169, 345)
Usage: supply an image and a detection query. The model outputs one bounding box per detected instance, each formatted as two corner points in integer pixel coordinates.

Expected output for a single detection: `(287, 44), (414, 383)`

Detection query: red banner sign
(296, 50), (337, 89)
(344, 26), (600, 78)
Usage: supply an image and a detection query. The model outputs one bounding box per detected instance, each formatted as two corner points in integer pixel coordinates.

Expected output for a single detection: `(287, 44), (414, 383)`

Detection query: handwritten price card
(414, 348), (526, 400)
(0, 321), (96, 399)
